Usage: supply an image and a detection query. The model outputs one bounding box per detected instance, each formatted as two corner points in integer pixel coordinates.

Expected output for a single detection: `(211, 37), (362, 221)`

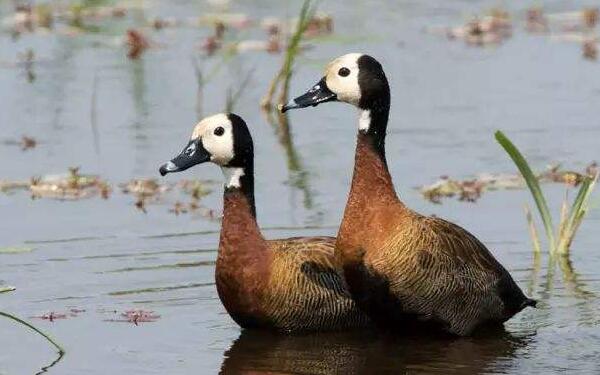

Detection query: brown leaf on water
(31, 312), (69, 322)
(169, 201), (188, 215)
(583, 40), (598, 60)
(20, 135), (36, 151)
(135, 197), (147, 214)
(126, 29), (150, 59)
(526, 7), (549, 33)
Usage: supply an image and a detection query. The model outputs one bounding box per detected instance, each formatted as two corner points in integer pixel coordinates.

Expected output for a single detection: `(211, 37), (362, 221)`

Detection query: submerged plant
(496, 131), (598, 255)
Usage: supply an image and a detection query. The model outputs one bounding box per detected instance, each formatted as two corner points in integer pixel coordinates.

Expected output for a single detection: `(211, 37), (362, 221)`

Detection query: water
(1, 0), (599, 374)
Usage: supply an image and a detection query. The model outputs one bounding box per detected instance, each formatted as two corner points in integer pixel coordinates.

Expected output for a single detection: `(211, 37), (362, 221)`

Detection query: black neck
(223, 160), (256, 218)
(359, 84), (390, 164)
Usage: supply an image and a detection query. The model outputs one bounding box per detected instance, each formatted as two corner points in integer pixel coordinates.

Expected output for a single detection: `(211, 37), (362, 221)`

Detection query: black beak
(280, 77), (337, 113)
(159, 139), (211, 176)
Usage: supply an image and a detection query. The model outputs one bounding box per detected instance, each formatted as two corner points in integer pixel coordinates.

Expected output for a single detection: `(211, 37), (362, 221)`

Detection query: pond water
(1, 0), (599, 374)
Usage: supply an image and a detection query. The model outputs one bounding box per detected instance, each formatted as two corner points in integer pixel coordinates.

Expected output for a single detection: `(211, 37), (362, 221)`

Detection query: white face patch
(358, 109), (371, 132)
(324, 53), (363, 106)
(221, 167), (245, 188)
(190, 113), (234, 166)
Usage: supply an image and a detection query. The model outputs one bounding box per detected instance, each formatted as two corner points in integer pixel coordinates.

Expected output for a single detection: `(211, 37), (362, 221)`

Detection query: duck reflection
(220, 329), (530, 374)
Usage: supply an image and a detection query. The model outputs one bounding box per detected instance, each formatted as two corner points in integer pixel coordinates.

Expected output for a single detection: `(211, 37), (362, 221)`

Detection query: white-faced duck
(159, 113), (370, 332)
(282, 54), (536, 336)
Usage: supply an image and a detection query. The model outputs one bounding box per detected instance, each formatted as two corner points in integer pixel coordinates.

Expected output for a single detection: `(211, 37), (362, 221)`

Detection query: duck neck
(358, 105), (388, 160)
(339, 103), (401, 235)
(217, 160), (271, 327)
(220, 160), (262, 249)
(222, 164), (256, 218)
(353, 97), (397, 198)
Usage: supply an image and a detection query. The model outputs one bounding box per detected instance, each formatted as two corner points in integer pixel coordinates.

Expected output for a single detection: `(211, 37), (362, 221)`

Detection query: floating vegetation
(426, 6), (599, 60)
(29, 167), (111, 200)
(496, 131), (598, 255)
(0, 170), (111, 200)
(427, 8), (512, 46)
(0, 172), (217, 215)
(121, 309), (160, 325)
(0, 285), (16, 293)
(420, 163), (598, 204)
(126, 29), (151, 59)
(120, 178), (169, 213)
(30, 309), (85, 322)
(102, 309), (160, 325)
(177, 180), (213, 199)
(0, 246), (34, 254)
(120, 178), (169, 197)
(1, 135), (37, 151)
(0, 167), (110, 200)
(582, 40), (598, 60)
(526, 7), (600, 61)
(31, 312), (67, 322)
(20, 135), (36, 150)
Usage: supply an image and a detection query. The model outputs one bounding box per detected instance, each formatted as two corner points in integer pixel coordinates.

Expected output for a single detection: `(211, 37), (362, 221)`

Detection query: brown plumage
(160, 113), (369, 332)
(217, 189), (369, 331)
(283, 53), (535, 336)
(338, 135), (533, 335)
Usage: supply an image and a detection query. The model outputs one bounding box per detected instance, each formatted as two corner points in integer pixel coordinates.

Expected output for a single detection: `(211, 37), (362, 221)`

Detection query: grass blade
(524, 205), (542, 253)
(557, 173), (598, 254)
(0, 311), (65, 354)
(495, 131), (556, 251)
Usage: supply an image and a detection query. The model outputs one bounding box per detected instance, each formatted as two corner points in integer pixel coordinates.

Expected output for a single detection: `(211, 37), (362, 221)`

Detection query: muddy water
(1, 0), (599, 374)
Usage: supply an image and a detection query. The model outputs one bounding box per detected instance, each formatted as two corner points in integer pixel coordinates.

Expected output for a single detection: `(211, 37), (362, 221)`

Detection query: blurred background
(1, 1), (599, 374)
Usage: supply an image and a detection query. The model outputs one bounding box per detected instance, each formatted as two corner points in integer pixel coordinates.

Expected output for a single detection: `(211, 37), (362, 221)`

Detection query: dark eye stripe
(214, 126), (225, 136)
(338, 67), (350, 77)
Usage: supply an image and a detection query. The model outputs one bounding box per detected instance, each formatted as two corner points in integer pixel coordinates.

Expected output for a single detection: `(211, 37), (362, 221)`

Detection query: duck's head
(159, 113), (253, 188)
(281, 53), (389, 114)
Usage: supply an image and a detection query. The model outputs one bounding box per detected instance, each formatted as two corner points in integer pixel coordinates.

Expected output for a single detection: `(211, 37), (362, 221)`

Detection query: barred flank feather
(265, 237), (370, 331)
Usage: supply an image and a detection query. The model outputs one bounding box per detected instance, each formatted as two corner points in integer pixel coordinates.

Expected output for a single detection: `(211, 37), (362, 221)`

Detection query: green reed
(261, 0), (317, 112)
(496, 131), (598, 255)
(1, 288), (65, 356)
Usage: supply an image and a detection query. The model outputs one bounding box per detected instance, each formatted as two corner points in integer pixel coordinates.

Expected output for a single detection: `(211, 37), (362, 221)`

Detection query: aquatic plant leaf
(524, 205), (542, 253)
(495, 131), (556, 251)
(557, 173), (598, 254)
(0, 246), (34, 254)
(0, 286), (16, 293)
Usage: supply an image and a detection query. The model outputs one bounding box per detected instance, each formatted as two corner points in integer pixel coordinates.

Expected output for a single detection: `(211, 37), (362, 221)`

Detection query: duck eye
(214, 127), (225, 136)
(338, 67), (350, 77)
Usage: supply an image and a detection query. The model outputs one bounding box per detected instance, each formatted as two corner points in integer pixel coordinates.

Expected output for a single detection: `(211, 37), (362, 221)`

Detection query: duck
(159, 113), (370, 332)
(281, 53), (536, 336)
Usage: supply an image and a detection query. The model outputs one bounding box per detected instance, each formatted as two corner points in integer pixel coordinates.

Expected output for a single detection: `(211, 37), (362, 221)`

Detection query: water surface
(1, 0), (599, 374)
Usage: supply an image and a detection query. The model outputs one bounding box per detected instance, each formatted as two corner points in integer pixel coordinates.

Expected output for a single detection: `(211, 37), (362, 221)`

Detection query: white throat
(222, 167), (245, 188)
(358, 109), (371, 132)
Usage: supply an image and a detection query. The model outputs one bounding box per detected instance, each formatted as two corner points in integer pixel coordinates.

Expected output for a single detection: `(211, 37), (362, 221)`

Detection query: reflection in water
(557, 255), (595, 299)
(527, 250), (541, 297)
(534, 252), (594, 300)
(265, 109), (315, 211)
(528, 250), (596, 327)
(35, 351), (64, 375)
(220, 329), (530, 374)
(128, 58), (150, 175)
